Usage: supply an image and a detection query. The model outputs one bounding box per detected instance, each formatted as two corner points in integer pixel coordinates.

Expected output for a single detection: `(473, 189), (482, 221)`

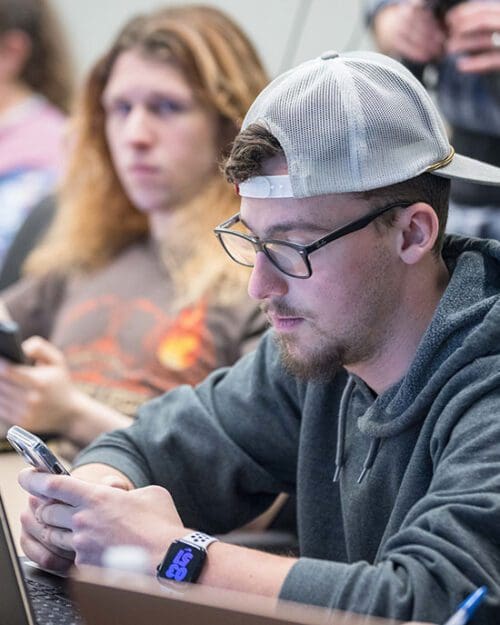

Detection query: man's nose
(247, 252), (288, 302)
(123, 106), (154, 146)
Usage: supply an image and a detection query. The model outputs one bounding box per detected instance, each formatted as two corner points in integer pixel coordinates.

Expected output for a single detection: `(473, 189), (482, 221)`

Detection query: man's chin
(274, 334), (342, 381)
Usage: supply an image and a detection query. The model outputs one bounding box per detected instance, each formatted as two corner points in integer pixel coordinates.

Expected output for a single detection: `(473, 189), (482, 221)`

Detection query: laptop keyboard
(25, 578), (82, 625)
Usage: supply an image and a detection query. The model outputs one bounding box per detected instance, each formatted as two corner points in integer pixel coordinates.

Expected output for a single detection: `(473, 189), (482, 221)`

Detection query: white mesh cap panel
(351, 57), (450, 190)
(242, 51), (452, 196)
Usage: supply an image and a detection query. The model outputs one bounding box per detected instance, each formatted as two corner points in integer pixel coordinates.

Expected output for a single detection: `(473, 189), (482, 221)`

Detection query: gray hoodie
(76, 235), (500, 623)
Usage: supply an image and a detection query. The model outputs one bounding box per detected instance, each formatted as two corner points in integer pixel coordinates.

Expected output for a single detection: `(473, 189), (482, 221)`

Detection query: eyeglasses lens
(219, 233), (255, 266)
(218, 231), (309, 278)
(265, 243), (308, 277)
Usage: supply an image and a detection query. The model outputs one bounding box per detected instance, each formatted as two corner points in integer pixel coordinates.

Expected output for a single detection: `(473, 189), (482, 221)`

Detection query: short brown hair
(223, 123), (450, 255)
(224, 123), (282, 184)
(358, 174), (450, 256)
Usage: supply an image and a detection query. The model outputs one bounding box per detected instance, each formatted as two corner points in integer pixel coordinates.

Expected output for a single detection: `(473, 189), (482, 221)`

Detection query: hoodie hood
(357, 235), (500, 439)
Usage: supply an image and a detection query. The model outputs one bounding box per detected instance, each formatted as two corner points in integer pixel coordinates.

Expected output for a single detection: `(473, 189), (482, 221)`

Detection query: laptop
(72, 564), (398, 625)
(0, 490), (81, 625)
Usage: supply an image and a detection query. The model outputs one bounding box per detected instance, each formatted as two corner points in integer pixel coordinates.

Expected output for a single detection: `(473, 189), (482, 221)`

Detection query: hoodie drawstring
(332, 377), (355, 482)
(357, 438), (381, 484)
(332, 377), (381, 484)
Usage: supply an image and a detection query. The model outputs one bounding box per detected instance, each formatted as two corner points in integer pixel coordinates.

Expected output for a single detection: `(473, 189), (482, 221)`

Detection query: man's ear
(396, 202), (439, 265)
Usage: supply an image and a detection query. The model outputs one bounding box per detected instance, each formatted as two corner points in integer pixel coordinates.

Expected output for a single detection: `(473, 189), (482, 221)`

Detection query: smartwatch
(156, 531), (218, 584)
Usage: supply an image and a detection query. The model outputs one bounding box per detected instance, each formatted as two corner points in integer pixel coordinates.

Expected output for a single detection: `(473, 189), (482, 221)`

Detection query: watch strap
(181, 531), (218, 551)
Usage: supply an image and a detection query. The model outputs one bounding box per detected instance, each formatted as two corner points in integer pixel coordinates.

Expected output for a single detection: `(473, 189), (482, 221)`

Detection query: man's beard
(275, 331), (344, 381)
(262, 301), (347, 381)
(262, 297), (384, 382)
(275, 335), (342, 382)
(266, 239), (396, 382)
(273, 321), (378, 382)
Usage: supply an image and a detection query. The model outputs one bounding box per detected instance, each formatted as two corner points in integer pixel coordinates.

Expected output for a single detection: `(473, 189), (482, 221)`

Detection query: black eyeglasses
(214, 201), (412, 279)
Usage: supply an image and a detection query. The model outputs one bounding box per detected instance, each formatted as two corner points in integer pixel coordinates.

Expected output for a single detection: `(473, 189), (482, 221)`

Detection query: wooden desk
(0, 451), (29, 552)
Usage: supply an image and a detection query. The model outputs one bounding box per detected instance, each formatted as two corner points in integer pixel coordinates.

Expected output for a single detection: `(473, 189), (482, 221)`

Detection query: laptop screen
(0, 491), (35, 625)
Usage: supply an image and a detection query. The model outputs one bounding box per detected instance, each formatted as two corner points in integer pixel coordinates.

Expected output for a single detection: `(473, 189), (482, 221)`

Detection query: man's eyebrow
(102, 90), (192, 104)
(240, 218), (334, 238)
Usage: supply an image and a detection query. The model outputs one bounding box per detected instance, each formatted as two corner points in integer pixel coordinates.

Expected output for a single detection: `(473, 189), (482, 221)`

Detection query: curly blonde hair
(26, 5), (268, 306)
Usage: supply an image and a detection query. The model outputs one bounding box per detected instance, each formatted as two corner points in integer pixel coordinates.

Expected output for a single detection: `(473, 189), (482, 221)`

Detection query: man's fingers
(447, 33), (493, 54)
(0, 375), (26, 396)
(447, 14), (500, 54)
(21, 507), (75, 560)
(40, 525), (74, 553)
(100, 474), (133, 490)
(20, 532), (74, 573)
(36, 501), (74, 530)
(18, 468), (96, 507)
(29, 495), (51, 514)
(22, 336), (66, 367)
(446, 4), (500, 35)
(456, 50), (500, 73)
(20, 533), (70, 572)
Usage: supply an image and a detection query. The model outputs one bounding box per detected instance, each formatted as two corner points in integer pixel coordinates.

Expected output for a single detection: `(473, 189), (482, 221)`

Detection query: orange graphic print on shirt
(55, 296), (216, 415)
(157, 303), (208, 370)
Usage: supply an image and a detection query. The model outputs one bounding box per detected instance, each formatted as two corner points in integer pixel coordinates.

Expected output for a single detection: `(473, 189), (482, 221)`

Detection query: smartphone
(6, 425), (69, 475)
(0, 321), (27, 364)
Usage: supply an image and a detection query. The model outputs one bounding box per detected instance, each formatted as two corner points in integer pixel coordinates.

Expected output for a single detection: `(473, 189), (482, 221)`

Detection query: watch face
(157, 541), (205, 583)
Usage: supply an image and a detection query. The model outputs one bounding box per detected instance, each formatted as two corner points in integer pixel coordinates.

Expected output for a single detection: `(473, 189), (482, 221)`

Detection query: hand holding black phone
(0, 320), (27, 364)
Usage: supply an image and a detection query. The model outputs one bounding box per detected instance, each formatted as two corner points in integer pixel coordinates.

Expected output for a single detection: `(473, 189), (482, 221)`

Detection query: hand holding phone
(0, 320), (27, 364)
(6, 425), (69, 475)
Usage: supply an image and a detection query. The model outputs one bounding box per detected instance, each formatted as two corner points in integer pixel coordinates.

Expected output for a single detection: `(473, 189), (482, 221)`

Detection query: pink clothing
(0, 96), (67, 266)
(0, 96), (66, 173)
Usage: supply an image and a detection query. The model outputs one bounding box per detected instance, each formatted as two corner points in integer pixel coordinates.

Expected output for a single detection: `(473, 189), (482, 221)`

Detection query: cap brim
(432, 153), (500, 187)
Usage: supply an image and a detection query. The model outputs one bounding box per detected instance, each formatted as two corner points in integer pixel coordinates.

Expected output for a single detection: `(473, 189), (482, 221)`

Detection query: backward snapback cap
(240, 50), (500, 199)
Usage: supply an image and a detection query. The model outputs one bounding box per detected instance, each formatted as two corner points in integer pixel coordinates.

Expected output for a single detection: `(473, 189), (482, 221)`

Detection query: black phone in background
(426, 0), (466, 21)
(0, 321), (27, 364)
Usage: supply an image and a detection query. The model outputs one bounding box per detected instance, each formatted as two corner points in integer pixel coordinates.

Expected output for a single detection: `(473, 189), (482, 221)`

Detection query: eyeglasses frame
(214, 201), (413, 279)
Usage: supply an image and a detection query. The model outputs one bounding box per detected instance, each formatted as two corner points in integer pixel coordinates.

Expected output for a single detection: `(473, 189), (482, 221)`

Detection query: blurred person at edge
(0, 5), (268, 451)
(0, 0), (72, 267)
(366, 0), (500, 239)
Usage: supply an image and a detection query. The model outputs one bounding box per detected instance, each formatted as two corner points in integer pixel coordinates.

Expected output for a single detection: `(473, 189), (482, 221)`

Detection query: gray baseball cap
(240, 50), (500, 199)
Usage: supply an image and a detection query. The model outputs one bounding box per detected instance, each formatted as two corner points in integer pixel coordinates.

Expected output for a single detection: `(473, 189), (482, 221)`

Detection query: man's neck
(346, 257), (450, 395)
(147, 210), (178, 242)
(147, 175), (224, 242)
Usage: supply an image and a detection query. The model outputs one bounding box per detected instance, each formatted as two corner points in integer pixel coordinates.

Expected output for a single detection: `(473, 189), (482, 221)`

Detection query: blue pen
(442, 586), (488, 625)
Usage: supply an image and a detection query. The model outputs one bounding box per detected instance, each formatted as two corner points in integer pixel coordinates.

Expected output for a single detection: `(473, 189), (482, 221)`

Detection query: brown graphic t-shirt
(2, 240), (265, 416)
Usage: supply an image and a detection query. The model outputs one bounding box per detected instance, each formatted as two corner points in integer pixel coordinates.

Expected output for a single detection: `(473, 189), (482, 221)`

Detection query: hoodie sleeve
(73, 331), (304, 533)
(280, 386), (500, 623)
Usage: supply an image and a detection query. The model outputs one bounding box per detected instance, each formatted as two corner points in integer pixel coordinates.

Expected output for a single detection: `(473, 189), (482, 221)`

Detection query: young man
(18, 51), (500, 623)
